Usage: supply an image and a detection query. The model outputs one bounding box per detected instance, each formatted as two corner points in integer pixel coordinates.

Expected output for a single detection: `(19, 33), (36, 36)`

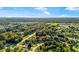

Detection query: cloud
(35, 7), (51, 16)
(58, 14), (67, 17)
(35, 7), (47, 11)
(56, 14), (73, 17)
(56, 14), (79, 17)
(0, 15), (33, 17)
(44, 11), (51, 15)
(65, 7), (79, 11)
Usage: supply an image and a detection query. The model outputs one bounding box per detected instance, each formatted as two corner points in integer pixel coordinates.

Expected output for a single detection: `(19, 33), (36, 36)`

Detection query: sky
(0, 7), (79, 17)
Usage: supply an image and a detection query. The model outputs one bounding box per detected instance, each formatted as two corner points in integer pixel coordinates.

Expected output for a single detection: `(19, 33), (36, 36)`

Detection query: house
(36, 31), (46, 41)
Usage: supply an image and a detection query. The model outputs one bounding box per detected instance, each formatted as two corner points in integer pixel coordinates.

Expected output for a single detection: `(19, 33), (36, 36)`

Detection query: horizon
(0, 17), (79, 18)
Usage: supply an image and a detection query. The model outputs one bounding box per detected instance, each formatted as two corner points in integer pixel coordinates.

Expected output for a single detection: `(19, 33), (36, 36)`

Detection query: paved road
(30, 43), (44, 52)
(18, 32), (36, 45)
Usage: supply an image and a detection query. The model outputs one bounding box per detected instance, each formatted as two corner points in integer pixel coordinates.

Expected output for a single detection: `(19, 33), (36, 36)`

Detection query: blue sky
(0, 7), (79, 17)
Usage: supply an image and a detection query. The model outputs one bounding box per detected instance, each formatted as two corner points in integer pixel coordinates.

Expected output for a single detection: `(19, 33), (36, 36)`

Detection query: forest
(0, 18), (79, 52)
